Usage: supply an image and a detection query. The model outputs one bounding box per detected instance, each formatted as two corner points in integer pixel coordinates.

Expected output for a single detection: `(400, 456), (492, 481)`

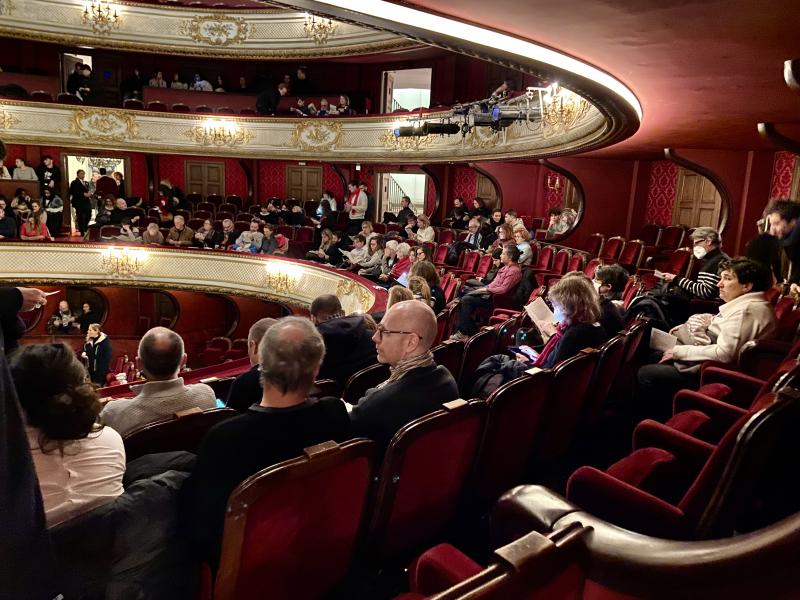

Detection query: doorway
(185, 161), (225, 197)
(285, 165), (322, 202)
(673, 168), (722, 228)
(63, 154), (129, 233)
(381, 68), (432, 112)
(61, 53), (92, 93)
(378, 172), (429, 218)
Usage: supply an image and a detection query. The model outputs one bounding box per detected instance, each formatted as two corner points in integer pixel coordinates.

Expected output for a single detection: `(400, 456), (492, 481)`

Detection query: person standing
(83, 323), (112, 386)
(36, 155), (61, 195)
(41, 188), (63, 237)
(344, 180), (367, 235)
(69, 169), (92, 236)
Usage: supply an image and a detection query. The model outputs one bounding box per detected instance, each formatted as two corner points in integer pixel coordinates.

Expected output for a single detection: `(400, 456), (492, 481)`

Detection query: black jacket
(0, 217), (16, 239)
(226, 364), (261, 412)
(85, 334), (112, 385)
(317, 315), (377, 388)
(349, 364), (459, 449)
(69, 178), (90, 209)
(541, 323), (608, 369)
(0, 287), (24, 352)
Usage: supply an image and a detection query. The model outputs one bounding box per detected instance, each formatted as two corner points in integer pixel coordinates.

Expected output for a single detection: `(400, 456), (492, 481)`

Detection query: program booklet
(524, 297), (556, 342)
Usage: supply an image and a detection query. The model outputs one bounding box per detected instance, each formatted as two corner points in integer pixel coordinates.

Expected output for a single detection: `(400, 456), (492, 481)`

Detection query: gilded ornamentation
(464, 122), (518, 149)
(380, 130), (436, 151)
(290, 120), (343, 151)
(0, 0), (14, 16)
(63, 108), (140, 142)
(185, 122), (253, 147)
(0, 110), (19, 129)
(179, 15), (249, 46)
(335, 279), (371, 312)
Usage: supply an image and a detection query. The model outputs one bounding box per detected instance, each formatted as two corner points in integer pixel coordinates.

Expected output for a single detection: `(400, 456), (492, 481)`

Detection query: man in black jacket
(350, 300), (459, 449)
(765, 199), (800, 285)
(0, 206), (16, 239)
(310, 294), (377, 391)
(226, 317), (277, 412)
(70, 169), (92, 235)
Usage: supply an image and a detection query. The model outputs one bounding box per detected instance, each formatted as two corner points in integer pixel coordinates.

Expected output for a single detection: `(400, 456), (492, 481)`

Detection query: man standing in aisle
(345, 180), (367, 235)
(69, 169), (92, 236)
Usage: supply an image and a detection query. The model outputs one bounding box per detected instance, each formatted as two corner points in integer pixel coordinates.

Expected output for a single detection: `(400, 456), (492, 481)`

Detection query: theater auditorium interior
(2, 0), (800, 598)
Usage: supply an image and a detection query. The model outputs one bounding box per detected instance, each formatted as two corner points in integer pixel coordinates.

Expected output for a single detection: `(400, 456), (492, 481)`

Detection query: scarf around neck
(377, 350), (435, 389)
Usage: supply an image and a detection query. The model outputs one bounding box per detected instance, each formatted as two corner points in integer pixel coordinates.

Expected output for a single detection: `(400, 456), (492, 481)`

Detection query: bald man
(349, 300), (459, 448)
(100, 327), (216, 436)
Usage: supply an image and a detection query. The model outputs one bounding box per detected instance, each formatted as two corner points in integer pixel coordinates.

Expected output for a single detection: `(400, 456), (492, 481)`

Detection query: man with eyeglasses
(658, 227), (728, 300)
(349, 300), (458, 449)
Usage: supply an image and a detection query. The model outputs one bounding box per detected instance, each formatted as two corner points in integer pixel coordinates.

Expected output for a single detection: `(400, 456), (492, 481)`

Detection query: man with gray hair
(187, 316), (350, 566)
(100, 327), (216, 436)
(660, 226), (729, 300)
(226, 317), (277, 412)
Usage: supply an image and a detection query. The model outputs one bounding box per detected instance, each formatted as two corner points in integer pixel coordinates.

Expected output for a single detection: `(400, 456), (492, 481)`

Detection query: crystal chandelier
(263, 262), (301, 295)
(82, 1), (121, 35)
(100, 246), (145, 278)
(188, 120), (252, 147)
(540, 83), (590, 134)
(303, 12), (337, 45)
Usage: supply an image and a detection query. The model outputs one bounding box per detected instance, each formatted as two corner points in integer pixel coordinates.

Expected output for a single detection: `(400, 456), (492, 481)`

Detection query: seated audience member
(637, 257), (777, 419)
(274, 232), (290, 255)
(408, 275), (433, 306)
(362, 238), (398, 279)
(12, 157), (37, 180)
(395, 195), (416, 225)
(13, 343), (125, 527)
(167, 215), (194, 247)
(214, 75), (226, 93)
(745, 218), (782, 286)
(336, 94), (354, 115)
(190, 73), (213, 92)
(401, 214), (419, 239)
(109, 198), (139, 226)
(546, 207), (568, 238)
(76, 302), (96, 334)
(29, 200), (47, 227)
(531, 275), (608, 369)
(171, 73), (187, 90)
(409, 214), (435, 243)
(379, 242), (412, 284)
(83, 323), (112, 386)
(48, 300), (77, 334)
(489, 222), (514, 253)
(513, 227), (533, 265)
(386, 285), (414, 309)
(218, 219), (237, 250)
(359, 220), (376, 245)
(342, 234), (369, 267)
(463, 247), (503, 292)
(0, 158), (10, 179)
(95, 195), (115, 226)
(504, 208), (524, 230)
(0, 206), (17, 238)
(187, 317), (351, 566)
(142, 222), (164, 245)
(192, 219), (222, 249)
(315, 97), (334, 116)
(350, 301), (459, 448)
(286, 204), (306, 226)
(320, 190), (338, 213)
(100, 327), (216, 436)
(561, 208), (578, 230)
(289, 96), (312, 116)
(226, 317), (277, 412)
(148, 70), (167, 88)
(415, 244), (433, 263)
(593, 264), (628, 336)
(469, 198), (488, 221)
(358, 235), (385, 273)
(311, 198), (333, 229)
(659, 225), (729, 303)
(482, 209), (504, 248)
(11, 188), (31, 221)
(113, 217), (141, 243)
(259, 223), (278, 254)
(310, 294), (377, 388)
(306, 228), (336, 263)
(232, 220), (264, 253)
(411, 260), (445, 313)
(323, 229), (346, 264)
(450, 245), (522, 340)
(448, 197), (469, 229)
(20, 215), (51, 241)
(464, 218), (483, 249)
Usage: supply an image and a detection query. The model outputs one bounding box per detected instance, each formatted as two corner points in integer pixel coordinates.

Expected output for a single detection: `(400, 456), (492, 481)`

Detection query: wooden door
(285, 166), (322, 202)
(185, 161), (225, 197)
(476, 173), (499, 211)
(91, 55), (122, 106)
(673, 169), (722, 228)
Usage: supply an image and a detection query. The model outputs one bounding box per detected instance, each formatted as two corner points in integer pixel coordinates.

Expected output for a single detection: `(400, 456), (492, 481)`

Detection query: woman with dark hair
(411, 259), (445, 313)
(469, 197), (488, 221)
(448, 197), (469, 229)
(13, 343), (125, 526)
(83, 323), (112, 385)
(594, 263), (629, 335)
(41, 187), (63, 236)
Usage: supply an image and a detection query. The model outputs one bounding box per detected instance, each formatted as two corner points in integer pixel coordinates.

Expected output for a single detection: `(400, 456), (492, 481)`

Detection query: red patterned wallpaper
(542, 168), (565, 212)
(451, 165), (477, 207)
(769, 151), (796, 198)
(425, 175), (437, 216)
(645, 160), (679, 225)
(158, 156), (247, 197)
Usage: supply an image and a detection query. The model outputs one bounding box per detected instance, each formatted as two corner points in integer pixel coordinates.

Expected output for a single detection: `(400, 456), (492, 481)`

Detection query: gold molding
(381, 130), (437, 151)
(184, 123), (254, 147)
(289, 120), (344, 151)
(0, 0), (14, 16)
(61, 108), (141, 143)
(178, 14), (250, 47)
(0, 110), (19, 129)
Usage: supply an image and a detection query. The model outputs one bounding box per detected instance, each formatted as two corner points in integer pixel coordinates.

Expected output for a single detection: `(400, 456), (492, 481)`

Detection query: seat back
(599, 236), (625, 262)
(433, 244), (449, 265)
(638, 224), (662, 246)
(550, 249), (571, 275)
(438, 229), (456, 244)
(622, 319), (649, 365)
(473, 370), (552, 503)
(215, 439), (378, 600)
(342, 362), (391, 405)
(474, 254), (494, 279)
(666, 247), (693, 277)
(219, 203), (238, 215)
(459, 327), (499, 395)
(367, 400), (487, 559)
(618, 239), (644, 269)
(583, 258), (602, 279)
(535, 351), (600, 460)
(432, 340), (466, 380)
(171, 103), (191, 113)
(774, 305), (800, 342)
(442, 274), (460, 304)
(122, 408), (238, 461)
(123, 98), (144, 109)
(147, 101), (168, 112)
(583, 334), (627, 426)
(530, 217), (545, 230)
(534, 245), (554, 270)
(567, 253), (585, 273)
(30, 90), (53, 102)
(461, 250), (480, 273)
(659, 226), (685, 250)
(585, 233), (604, 257)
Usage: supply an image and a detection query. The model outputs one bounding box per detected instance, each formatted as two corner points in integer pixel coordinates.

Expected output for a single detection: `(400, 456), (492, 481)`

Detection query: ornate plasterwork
(0, 99), (609, 163)
(0, 110), (18, 129)
(62, 108), (141, 143)
(179, 15), (249, 47)
(0, 243), (380, 313)
(0, 0), (14, 16)
(0, 0), (419, 59)
(289, 120), (344, 152)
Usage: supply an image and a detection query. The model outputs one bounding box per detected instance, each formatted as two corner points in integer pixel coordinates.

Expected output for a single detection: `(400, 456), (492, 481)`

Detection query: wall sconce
(100, 246), (145, 278)
(263, 262), (302, 295)
(546, 172), (562, 191)
(186, 119), (252, 147)
(82, 0), (121, 35)
(303, 12), (337, 45)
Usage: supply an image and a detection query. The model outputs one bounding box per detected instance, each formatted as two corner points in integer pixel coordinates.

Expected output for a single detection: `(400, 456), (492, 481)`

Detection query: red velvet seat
(206, 194), (224, 206)
(222, 338), (248, 361)
(584, 233), (604, 257)
(123, 98), (145, 109)
(235, 212), (251, 222)
(218, 203), (237, 215)
(215, 211), (234, 223)
(216, 106), (235, 115)
(122, 407), (237, 461)
(193, 209), (212, 221)
(240, 108), (257, 116)
(459, 254), (493, 283)
(582, 333), (628, 428)
(437, 229), (456, 245)
(617, 239), (645, 271)
(171, 103), (191, 113)
(30, 90), (53, 102)
(211, 439), (379, 600)
(449, 250), (480, 278)
(232, 221), (250, 234)
(187, 218), (204, 231)
(226, 195), (243, 209)
(458, 327), (499, 396)
(598, 235), (625, 262)
(530, 216), (545, 230)
(432, 339), (465, 380)
(342, 362), (391, 405)
(195, 105), (214, 114)
(657, 225), (685, 251)
(472, 369), (552, 503)
(98, 225), (121, 239)
(146, 101), (168, 112)
(432, 244), (449, 266)
(175, 209), (191, 221)
(57, 93), (82, 105)
(583, 257), (602, 279)
(638, 223), (662, 246)
(434, 304), (458, 345)
(276, 225), (295, 240)
(366, 399), (487, 561)
(534, 248), (570, 286)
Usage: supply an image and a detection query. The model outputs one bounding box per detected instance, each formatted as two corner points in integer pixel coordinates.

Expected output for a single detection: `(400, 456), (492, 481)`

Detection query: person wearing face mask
(660, 227), (729, 300)
(593, 264), (628, 336)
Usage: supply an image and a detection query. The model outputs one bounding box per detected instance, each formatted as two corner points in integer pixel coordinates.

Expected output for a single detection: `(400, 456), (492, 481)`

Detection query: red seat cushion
(408, 543), (483, 596)
(666, 410), (712, 437)
(695, 382), (732, 399)
(606, 447), (677, 493)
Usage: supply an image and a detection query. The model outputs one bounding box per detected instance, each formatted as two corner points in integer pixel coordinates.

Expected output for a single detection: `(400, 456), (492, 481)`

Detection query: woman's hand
(660, 349), (674, 363)
(535, 319), (557, 337)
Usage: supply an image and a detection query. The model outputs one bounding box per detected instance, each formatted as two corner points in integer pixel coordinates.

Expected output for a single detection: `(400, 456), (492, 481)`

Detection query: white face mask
(592, 279), (602, 293)
(693, 245), (708, 259)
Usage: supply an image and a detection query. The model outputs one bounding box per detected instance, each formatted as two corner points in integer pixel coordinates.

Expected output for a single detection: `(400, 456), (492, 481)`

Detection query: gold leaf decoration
(63, 108), (139, 142)
(179, 15), (249, 47)
(0, 110), (19, 129)
(380, 130), (436, 151)
(289, 120), (344, 151)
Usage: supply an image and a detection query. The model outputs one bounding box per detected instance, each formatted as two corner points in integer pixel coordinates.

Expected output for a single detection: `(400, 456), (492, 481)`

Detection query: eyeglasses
(374, 326), (422, 341)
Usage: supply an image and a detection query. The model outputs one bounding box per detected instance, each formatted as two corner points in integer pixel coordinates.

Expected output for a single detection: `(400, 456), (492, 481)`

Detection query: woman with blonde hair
(531, 275), (607, 369)
(408, 275), (432, 307)
(409, 214), (435, 243)
(513, 226), (533, 265)
(386, 285), (414, 309)
(307, 228), (335, 263)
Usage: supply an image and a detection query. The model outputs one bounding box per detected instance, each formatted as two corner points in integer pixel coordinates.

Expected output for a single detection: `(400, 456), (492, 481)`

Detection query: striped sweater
(674, 248), (729, 300)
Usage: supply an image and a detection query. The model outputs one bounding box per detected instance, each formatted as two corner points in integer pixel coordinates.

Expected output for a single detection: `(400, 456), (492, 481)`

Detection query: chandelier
(540, 83), (590, 134)
(303, 12), (337, 45)
(100, 246), (145, 278)
(82, 1), (121, 35)
(187, 120), (252, 147)
(263, 262), (301, 295)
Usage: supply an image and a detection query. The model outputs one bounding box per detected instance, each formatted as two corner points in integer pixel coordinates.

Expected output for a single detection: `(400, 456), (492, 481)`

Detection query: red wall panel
(644, 160), (679, 226)
(769, 151), (796, 198)
(158, 155), (247, 197)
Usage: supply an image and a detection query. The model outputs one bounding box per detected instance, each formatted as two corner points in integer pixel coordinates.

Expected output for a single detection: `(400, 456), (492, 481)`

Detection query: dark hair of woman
(11, 343), (101, 454)
(718, 257), (772, 292)
(411, 259), (441, 288)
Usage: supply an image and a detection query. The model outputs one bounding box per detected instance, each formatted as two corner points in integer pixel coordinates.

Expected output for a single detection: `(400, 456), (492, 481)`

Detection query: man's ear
(180, 353), (188, 369)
